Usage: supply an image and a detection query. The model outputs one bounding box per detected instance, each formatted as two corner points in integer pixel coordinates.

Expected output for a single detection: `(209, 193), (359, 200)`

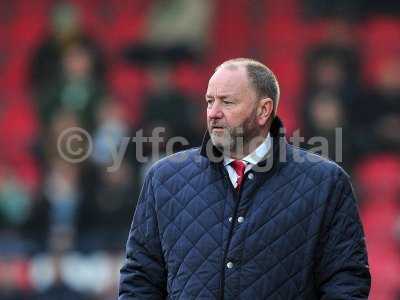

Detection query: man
(119, 58), (371, 299)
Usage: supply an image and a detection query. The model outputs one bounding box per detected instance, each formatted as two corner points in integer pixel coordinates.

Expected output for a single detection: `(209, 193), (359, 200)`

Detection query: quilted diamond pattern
(119, 141), (370, 300)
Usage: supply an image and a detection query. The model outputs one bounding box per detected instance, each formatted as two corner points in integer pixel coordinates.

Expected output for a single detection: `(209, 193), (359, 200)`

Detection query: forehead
(206, 65), (251, 97)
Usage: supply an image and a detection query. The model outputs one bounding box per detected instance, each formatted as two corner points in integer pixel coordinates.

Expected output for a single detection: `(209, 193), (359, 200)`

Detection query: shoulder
(145, 147), (209, 184)
(283, 143), (349, 184)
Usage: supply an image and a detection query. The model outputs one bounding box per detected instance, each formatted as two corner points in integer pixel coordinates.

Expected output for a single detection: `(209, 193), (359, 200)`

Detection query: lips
(210, 122), (225, 129)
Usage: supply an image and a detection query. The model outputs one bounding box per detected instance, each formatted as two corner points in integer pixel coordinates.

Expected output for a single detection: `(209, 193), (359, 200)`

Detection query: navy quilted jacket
(119, 118), (370, 299)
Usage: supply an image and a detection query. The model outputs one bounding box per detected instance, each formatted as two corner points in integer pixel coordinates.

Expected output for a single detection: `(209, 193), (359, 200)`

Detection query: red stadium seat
(360, 18), (400, 84)
(355, 154), (400, 202)
(108, 65), (150, 127)
(72, 0), (151, 54)
(0, 94), (39, 191)
(211, 0), (252, 63)
(171, 62), (210, 97)
(356, 154), (400, 300)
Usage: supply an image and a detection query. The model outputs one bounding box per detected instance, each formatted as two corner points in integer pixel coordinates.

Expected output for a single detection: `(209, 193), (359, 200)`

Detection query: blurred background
(0, 0), (399, 299)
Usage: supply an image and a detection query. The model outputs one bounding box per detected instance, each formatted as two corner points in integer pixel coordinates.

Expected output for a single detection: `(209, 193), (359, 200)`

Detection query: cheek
(226, 110), (249, 127)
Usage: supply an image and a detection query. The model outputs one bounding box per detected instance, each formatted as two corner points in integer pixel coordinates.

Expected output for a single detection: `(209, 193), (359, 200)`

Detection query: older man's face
(206, 66), (260, 155)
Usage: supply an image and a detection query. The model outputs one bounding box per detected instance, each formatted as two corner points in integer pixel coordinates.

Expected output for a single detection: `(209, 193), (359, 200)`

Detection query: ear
(256, 98), (274, 126)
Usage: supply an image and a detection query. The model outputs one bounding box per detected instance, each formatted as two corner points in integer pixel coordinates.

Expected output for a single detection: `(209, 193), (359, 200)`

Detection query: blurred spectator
(352, 56), (400, 157)
(302, 91), (352, 166)
(304, 19), (361, 100)
(36, 109), (80, 169)
(302, 20), (360, 168)
(303, 0), (364, 19)
(122, 0), (212, 176)
(22, 190), (50, 253)
(146, 0), (213, 52)
(74, 99), (138, 252)
(128, 63), (203, 185)
(140, 64), (203, 156)
(304, 0), (400, 19)
(30, 2), (106, 132)
(0, 168), (34, 254)
(77, 164), (138, 252)
(43, 158), (80, 252)
(35, 110), (84, 251)
(33, 253), (89, 300)
(123, 0), (213, 65)
(0, 170), (31, 230)
(91, 99), (129, 167)
(364, 0), (400, 16)
(93, 251), (124, 300)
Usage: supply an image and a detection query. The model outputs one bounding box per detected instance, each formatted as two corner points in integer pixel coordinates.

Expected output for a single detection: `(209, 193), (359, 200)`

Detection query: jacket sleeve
(119, 172), (167, 300)
(315, 172), (371, 299)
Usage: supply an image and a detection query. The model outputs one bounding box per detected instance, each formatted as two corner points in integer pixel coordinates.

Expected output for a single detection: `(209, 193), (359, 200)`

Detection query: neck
(229, 130), (269, 159)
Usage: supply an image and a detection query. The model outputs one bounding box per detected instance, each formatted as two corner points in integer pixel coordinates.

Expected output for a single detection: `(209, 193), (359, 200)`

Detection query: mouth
(211, 126), (225, 131)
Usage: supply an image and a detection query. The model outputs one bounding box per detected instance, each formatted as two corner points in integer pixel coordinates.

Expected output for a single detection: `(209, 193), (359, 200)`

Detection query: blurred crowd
(0, 1), (399, 299)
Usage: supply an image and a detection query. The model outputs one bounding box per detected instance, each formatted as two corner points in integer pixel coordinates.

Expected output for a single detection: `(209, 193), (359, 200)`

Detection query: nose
(208, 101), (223, 119)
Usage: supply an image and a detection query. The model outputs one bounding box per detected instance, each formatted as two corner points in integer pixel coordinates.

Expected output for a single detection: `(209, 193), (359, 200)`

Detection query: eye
(223, 100), (233, 105)
(206, 99), (214, 107)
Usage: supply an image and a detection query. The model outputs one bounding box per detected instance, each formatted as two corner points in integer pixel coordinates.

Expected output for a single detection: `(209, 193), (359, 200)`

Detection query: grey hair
(215, 58), (280, 116)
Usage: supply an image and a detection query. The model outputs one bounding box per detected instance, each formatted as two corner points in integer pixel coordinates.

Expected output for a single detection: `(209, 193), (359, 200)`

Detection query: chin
(210, 134), (231, 152)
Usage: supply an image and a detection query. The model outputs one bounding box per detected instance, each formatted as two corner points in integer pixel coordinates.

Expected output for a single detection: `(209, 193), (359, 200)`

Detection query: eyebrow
(205, 94), (232, 99)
